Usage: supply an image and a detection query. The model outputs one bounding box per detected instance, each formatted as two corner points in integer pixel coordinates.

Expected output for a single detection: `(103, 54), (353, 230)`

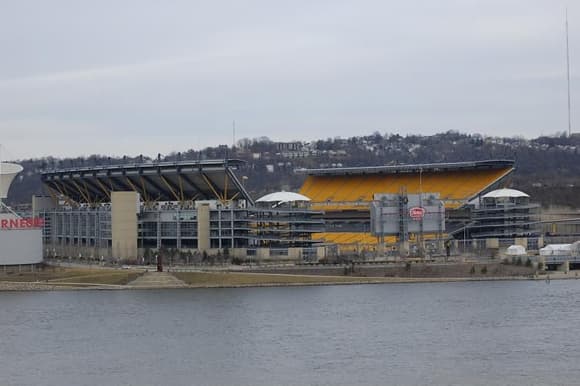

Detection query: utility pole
(566, 8), (572, 137)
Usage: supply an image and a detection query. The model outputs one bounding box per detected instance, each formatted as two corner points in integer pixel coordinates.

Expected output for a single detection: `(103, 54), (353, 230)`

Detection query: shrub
(525, 258), (532, 267)
(143, 248), (152, 265)
(481, 265), (487, 274)
(470, 266), (476, 275)
(516, 257), (523, 266)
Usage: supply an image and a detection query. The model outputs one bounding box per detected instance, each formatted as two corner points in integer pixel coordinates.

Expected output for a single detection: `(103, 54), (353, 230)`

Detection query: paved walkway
(127, 271), (188, 288)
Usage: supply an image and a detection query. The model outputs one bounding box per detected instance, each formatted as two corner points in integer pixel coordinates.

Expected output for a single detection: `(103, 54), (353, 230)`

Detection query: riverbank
(0, 267), (140, 291)
(0, 264), (577, 291)
(244, 261), (538, 278)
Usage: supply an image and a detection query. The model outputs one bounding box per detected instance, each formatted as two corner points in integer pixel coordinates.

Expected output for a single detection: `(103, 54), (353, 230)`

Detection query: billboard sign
(371, 193), (445, 236)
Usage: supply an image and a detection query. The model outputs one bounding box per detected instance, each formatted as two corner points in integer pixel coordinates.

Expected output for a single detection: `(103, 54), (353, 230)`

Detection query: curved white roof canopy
(256, 191), (311, 203)
(0, 163), (23, 199)
(482, 188), (529, 199)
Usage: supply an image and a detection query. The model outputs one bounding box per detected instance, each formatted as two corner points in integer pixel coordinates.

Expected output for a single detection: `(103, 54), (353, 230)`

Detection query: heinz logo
(409, 207), (426, 220)
(0, 217), (44, 229)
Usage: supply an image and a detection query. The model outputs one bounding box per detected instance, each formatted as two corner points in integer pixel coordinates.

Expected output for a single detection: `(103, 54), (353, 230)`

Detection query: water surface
(2, 280), (579, 386)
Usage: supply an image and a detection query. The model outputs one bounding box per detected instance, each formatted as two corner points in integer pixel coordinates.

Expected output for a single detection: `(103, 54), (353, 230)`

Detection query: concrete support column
(486, 238), (499, 249)
(558, 260), (570, 273)
(176, 209), (181, 249)
(217, 208), (222, 249)
(232, 248), (247, 258)
(111, 192), (138, 261)
(257, 248), (270, 260)
(156, 211), (161, 249)
(197, 203), (210, 252)
(288, 247), (301, 261)
(399, 241), (409, 257)
(32, 195), (56, 216)
(317, 246), (326, 260)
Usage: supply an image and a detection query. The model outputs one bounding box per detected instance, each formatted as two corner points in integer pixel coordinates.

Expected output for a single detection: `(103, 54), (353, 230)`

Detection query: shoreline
(0, 271), (576, 291)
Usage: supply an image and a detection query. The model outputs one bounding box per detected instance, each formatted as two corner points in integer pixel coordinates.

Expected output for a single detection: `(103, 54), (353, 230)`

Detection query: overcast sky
(0, 0), (578, 160)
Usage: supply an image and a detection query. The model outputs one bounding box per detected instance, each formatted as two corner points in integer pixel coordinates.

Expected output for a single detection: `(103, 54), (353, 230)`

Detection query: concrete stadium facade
(35, 158), (545, 262)
(38, 160), (327, 263)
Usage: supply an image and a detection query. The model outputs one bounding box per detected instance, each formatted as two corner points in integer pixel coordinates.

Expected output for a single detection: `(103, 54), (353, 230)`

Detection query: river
(2, 280), (580, 386)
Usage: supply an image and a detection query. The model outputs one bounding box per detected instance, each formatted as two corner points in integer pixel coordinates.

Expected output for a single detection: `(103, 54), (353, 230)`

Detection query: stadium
(38, 159), (325, 263)
(31, 157), (543, 263)
(297, 159), (526, 253)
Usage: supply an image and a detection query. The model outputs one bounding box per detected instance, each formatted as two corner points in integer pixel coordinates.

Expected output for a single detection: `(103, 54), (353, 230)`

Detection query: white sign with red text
(0, 217), (44, 230)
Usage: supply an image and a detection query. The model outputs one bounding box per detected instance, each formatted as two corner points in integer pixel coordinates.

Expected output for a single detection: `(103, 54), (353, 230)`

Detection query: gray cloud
(0, 0), (577, 159)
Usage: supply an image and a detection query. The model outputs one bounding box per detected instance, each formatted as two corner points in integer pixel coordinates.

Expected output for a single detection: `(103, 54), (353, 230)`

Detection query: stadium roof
(296, 159), (515, 176)
(41, 159), (253, 205)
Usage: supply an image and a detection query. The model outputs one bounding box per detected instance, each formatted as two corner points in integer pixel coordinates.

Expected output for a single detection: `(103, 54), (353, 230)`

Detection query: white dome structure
(482, 188), (529, 199)
(470, 187), (540, 239)
(506, 245), (526, 256)
(256, 191), (311, 204)
(0, 163), (23, 199)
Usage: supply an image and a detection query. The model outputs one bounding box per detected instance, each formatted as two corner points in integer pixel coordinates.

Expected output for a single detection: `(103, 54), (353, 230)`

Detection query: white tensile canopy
(540, 244), (572, 256)
(256, 191), (311, 203)
(482, 188), (529, 199)
(506, 245), (527, 256)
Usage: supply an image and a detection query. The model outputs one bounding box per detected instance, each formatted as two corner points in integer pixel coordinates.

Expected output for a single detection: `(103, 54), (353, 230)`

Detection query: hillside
(7, 131), (580, 208)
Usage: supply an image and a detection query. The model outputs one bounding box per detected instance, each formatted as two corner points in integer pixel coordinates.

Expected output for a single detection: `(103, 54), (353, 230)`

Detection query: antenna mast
(232, 120), (236, 149)
(566, 8), (572, 137)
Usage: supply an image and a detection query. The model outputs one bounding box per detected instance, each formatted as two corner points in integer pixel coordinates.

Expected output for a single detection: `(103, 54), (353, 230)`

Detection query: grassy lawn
(0, 267), (384, 288)
(49, 272), (142, 285)
(172, 271), (387, 286)
(0, 267), (142, 286)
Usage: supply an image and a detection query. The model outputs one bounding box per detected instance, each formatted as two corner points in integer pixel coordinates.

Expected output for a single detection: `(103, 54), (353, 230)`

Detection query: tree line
(7, 131), (580, 208)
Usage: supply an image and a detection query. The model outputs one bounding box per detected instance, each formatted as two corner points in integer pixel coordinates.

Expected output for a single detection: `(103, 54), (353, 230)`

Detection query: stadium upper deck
(298, 160), (515, 210)
(41, 159), (252, 205)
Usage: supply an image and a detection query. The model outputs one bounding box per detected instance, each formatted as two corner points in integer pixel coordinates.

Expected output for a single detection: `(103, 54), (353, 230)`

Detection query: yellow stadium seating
(301, 167), (511, 211)
(302, 165), (510, 249)
(315, 232), (448, 251)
